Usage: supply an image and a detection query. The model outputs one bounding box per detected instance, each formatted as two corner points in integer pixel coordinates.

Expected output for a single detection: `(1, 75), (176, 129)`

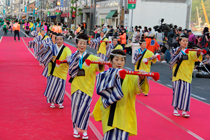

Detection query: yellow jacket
(92, 75), (149, 136)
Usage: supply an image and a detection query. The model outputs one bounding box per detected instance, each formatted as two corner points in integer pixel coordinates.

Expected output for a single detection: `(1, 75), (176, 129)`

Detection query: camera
(153, 18), (171, 32)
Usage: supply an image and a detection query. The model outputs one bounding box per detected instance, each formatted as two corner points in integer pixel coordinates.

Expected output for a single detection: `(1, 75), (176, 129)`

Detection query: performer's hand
(90, 112), (94, 118)
(151, 55), (156, 59)
(98, 58), (104, 64)
(40, 44), (44, 49)
(138, 70), (146, 81)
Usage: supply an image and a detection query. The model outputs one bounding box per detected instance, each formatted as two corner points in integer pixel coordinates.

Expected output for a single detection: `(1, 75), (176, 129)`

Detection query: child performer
(109, 38), (123, 50)
(68, 33), (105, 139)
(170, 35), (202, 118)
(90, 32), (110, 61)
(41, 33), (71, 108)
(91, 49), (149, 140)
(134, 39), (157, 72)
(37, 32), (56, 78)
(28, 29), (49, 57)
(28, 27), (41, 52)
(106, 37), (123, 58)
(31, 27), (41, 37)
(133, 39), (157, 96)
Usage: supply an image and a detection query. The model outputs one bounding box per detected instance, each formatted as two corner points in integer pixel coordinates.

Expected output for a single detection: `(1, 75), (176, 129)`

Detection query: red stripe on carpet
(0, 37), (98, 140)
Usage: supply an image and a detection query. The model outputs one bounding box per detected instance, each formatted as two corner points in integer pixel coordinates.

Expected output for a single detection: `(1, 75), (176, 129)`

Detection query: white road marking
(21, 37), (35, 58)
(136, 100), (205, 140)
(157, 80), (161, 82)
(191, 94), (207, 101)
(125, 67), (133, 71)
(0, 36), (3, 43)
(20, 29), (30, 37)
(165, 84), (207, 101)
(166, 84), (173, 88)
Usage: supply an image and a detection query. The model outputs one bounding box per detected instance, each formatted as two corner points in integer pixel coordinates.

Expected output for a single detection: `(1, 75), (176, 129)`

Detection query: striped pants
(44, 75), (66, 104)
(172, 80), (191, 112)
(42, 66), (48, 78)
(103, 128), (129, 140)
(97, 53), (107, 61)
(71, 90), (92, 130)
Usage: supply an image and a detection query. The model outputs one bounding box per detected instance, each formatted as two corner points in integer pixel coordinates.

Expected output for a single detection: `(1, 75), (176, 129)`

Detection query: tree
(69, 0), (82, 30)
(191, 0), (210, 24)
(36, 17), (40, 23)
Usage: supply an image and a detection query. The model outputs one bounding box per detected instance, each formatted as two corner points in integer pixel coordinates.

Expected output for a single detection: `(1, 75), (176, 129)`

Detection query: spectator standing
(118, 29), (126, 50)
(13, 20), (20, 42)
(125, 39), (132, 55)
(113, 29), (118, 38)
(148, 28), (152, 34)
(146, 33), (159, 53)
(144, 26), (148, 33)
(201, 27), (209, 48)
(132, 28), (137, 42)
(155, 29), (163, 46)
(188, 30), (196, 45)
(135, 30), (140, 43)
(184, 29), (189, 38)
(3, 19), (8, 35)
(24, 21), (30, 37)
(103, 25), (107, 33)
(108, 26), (114, 40)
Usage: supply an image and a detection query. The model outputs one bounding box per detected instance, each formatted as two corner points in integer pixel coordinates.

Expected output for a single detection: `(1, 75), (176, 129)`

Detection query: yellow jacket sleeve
(92, 97), (102, 121)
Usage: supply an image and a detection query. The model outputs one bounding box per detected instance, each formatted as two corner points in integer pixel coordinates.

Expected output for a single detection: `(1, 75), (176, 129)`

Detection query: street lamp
(57, 1), (60, 6)
(35, 7), (37, 11)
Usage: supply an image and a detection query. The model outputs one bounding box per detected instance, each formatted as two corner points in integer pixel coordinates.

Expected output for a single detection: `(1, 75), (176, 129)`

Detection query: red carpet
(0, 37), (97, 140)
(0, 36), (209, 140)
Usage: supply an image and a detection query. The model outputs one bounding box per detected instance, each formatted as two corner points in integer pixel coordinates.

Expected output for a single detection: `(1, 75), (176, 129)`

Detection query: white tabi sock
(83, 132), (87, 136)
(173, 109), (178, 114)
(58, 103), (62, 106)
(74, 128), (78, 134)
(51, 103), (54, 106)
(182, 111), (187, 115)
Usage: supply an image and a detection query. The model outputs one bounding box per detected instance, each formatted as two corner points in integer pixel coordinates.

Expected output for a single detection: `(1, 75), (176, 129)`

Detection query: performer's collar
(113, 43), (118, 47)
(141, 47), (146, 51)
(79, 51), (87, 57)
(56, 44), (63, 50)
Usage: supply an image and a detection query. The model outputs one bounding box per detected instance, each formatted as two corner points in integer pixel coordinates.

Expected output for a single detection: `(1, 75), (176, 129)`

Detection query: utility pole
(118, 0), (123, 26)
(41, 0), (42, 21)
(27, 0), (29, 21)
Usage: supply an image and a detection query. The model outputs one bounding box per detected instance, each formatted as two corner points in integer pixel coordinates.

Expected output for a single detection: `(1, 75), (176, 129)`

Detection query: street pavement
(1, 28), (209, 104)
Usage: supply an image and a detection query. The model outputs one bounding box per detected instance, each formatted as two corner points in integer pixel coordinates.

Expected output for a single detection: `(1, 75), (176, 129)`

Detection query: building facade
(96, 0), (120, 29)
(128, 0), (192, 31)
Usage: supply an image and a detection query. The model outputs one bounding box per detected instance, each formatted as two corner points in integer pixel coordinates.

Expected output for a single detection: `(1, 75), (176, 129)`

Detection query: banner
(25, 6), (27, 12)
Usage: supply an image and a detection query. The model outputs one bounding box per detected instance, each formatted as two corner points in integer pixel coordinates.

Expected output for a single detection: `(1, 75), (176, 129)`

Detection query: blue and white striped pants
(42, 66), (48, 78)
(103, 128), (129, 140)
(44, 75), (66, 104)
(71, 90), (92, 130)
(172, 80), (191, 112)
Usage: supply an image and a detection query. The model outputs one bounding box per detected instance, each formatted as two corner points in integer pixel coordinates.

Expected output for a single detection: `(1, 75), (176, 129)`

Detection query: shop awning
(106, 10), (117, 19)
(50, 15), (56, 18)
